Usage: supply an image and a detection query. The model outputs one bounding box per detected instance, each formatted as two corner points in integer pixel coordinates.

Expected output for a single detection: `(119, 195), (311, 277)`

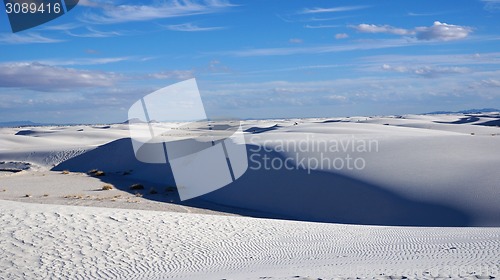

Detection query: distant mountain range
(425, 108), (500, 115)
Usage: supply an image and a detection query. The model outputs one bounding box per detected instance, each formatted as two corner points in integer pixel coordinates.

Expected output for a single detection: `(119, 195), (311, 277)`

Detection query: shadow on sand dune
(53, 138), (471, 227)
(244, 125), (280, 134)
(474, 118), (500, 127)
(434, 116), (480, 124)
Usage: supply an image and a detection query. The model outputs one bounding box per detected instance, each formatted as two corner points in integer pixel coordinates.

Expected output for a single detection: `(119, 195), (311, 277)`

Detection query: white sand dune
(1, 200), (499, 279)
(0, 114), (499, 278)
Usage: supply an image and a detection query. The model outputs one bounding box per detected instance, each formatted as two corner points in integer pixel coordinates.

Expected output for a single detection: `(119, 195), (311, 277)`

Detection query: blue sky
(1, 0), (500, 123)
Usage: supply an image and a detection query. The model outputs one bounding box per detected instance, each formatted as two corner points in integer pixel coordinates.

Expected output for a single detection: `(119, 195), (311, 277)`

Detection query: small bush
(130, 184), (144, 190)
(102, 184), (114, 191)
(149, 188), (158, 194)
(25, 194), (31, 198)
(88, 169), (105, 177)
(64, 194), (84, 199)
(135, 192), (143, 197)
(165, 186), (176, 192)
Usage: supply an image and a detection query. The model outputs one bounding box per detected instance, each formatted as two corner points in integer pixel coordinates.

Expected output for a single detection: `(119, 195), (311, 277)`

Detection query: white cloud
(305, 24), (340, 29)
(335, 33), (349, 39)
(360, 52), (500, 67)
(146, 70), (194, 80)
(289, 38), (303, 44)
(81, 0), (235, 24)
(480, 79), (500, 87)
(220, 39), (416, 57)
(66, 27), (122, 37)
(352, 24), (413, 35)
(415, 21), (472, 41)
(164, 23), (225, 32)
(381, 64), (470, 77)
(482, 0), (500, 11)
(300, 6), (368, 14)
(352, 21), (472, 41)
(40, 22), (82, 31)
(0, 33), (62, 44)
(37, 57), (134, 66)
(0, 62), (119, 91)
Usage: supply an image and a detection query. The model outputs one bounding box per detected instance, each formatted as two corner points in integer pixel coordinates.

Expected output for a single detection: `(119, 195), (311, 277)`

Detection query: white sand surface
(0, 114), (499, 278)
(1, 199), (499, 279)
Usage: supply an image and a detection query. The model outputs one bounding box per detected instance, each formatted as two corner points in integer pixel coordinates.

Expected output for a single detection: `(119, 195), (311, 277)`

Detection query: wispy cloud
(0, 33), (62, 44)
(360, 52), (500, 66)
(407, 11), (447, 17)
(335, 33), (349, 39)
(0, 62), (119, 91)
(381, 64), (470, 78)
(351, 21), (472, 41)
(164, 23), (225, 32)
(66, 27), (122, 38)
(245, 64), (343, 75)
(218, 39), (420, 57)
(36, 57), (134, 66)
(305, 24), (340, 29)
(299, 6), (369, 14)
(39, 22), (82, 31)
(479, 79), (500, 87)
(81, 0), (236, 24)
(146, 70), (194, 80)
(289, 38), (303, 44)
(482, 0), (500, 11)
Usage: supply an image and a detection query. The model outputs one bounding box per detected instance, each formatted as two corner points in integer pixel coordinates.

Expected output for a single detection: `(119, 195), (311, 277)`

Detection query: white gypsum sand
(0, 114), (499, 279)
(0, 199), (499, 279)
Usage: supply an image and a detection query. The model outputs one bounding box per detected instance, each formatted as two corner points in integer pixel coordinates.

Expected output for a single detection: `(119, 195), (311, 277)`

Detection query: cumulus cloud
(381, 64), (469, 78)
(0, 62), (119, 91)
(415, 21), (472, 41)
(351, 21), (472, 41)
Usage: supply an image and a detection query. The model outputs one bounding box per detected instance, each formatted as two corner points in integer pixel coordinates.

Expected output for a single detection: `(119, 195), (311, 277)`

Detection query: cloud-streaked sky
(1, 0), (500, 123)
